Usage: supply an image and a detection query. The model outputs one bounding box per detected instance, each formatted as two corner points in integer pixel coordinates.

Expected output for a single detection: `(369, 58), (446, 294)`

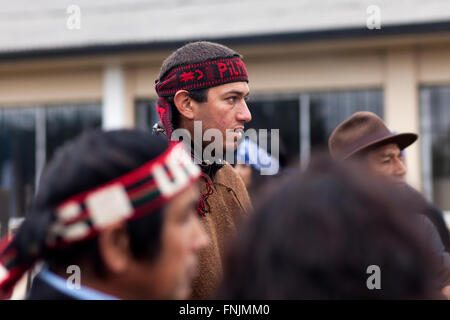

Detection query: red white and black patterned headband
(155, 56), (249, 140)
(0, 142), (200, 298)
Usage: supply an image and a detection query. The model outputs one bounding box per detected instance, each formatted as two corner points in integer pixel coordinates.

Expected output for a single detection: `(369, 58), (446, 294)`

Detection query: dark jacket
(424, 203), (450, 252)
(405, 185), (450, 252)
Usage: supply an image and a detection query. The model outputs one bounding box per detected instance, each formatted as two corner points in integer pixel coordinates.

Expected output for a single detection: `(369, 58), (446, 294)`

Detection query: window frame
(0, 101), (102, 218)
(420, 86), (450, 216)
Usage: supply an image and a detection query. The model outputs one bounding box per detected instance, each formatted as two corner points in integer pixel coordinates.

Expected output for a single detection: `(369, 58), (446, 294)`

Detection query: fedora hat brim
(344, 132), (418, 160)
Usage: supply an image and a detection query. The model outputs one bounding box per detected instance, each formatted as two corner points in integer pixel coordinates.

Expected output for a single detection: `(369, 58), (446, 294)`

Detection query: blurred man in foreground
(218, 156), (446, 299)
(328, 111), (450, 296)
(0, 130), (208, 299)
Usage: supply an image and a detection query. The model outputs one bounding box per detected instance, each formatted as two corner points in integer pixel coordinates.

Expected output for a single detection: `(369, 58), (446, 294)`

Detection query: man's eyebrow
(380, 154), (393, 159)
(380, 151), (400, 158)
(222, 90), (249, 97)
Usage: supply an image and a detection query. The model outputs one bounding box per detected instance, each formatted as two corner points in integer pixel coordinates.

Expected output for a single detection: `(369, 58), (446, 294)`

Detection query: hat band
(339, 129), (393, 160)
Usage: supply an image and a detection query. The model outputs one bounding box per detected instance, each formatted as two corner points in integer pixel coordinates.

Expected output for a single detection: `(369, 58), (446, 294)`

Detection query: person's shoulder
(216, 162), (244, 185)
(214, 162), (252, 213)
(216, 163), (251, 196)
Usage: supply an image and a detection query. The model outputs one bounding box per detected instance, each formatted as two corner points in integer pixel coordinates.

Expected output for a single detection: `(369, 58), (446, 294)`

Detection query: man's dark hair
(158, 41), (242, 129)
(14, 130), (169, 277)
(217, 154), (442, 299)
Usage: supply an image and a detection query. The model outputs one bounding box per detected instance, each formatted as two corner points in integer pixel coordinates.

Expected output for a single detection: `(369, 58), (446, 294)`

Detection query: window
(249, 90), (383, 167)
(247, 96), (300, 165)
(308, 90), (383, 149)
(46, 103), (102, 162)
(0, 108), (36, 221)
(421, 86), (450, 212)
(0, 103), (101, 219)
(136, 100), (159, 132)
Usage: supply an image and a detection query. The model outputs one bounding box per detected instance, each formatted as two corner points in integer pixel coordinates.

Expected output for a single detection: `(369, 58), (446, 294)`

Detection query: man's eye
(227, 96), (237, 103)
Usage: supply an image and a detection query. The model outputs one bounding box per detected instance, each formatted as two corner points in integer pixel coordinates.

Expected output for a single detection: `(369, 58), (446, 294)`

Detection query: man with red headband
(155, 41), (252, 298)
(0, 130), (208, 299)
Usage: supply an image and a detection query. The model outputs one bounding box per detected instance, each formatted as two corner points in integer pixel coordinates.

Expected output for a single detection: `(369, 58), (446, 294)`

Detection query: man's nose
(192, 217), (209, 251)
(394, 157), (407, 177)
(237, 101), (252, 123)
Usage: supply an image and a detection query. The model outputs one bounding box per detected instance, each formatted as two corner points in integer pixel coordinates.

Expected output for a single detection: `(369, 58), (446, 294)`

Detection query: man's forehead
(211, 81), (249, 95)
(373, 143), (402, 156)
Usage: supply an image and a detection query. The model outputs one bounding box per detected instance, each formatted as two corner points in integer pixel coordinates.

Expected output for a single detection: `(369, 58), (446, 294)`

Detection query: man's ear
(174, 90), (195, 120)
(97, 223), (132, 275)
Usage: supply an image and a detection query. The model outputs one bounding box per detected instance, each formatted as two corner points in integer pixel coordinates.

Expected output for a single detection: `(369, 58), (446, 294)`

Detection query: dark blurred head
(218, 154), (441, 299)
(15, 130), (208, 299)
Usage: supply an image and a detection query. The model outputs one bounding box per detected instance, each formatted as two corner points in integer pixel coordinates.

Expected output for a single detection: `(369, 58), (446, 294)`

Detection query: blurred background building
(0, 0), (449, 224)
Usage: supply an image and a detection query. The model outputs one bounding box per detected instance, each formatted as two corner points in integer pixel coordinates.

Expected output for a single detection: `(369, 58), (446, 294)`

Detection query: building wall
(1, 32), (450, 192)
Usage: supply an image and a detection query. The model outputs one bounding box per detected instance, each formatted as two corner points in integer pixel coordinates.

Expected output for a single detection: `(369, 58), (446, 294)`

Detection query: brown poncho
(190, 163), (252, 299)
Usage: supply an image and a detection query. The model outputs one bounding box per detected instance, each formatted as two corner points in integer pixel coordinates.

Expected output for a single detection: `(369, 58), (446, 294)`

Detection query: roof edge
(1, 20), (450, 61)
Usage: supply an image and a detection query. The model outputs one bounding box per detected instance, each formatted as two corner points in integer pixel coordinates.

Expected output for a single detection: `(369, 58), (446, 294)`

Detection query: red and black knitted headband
(0, 143), (200, 298)
(155, 56), (249, 140)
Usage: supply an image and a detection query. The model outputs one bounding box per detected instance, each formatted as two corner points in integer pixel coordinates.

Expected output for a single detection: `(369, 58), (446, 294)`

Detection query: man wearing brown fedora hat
(329, 111), (417, 185)
(329, 111), (450, 297)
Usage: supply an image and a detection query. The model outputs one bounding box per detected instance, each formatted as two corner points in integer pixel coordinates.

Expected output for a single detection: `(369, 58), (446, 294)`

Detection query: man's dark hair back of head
(158, 41), (241, 129)
(217, 154), (443, 299)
